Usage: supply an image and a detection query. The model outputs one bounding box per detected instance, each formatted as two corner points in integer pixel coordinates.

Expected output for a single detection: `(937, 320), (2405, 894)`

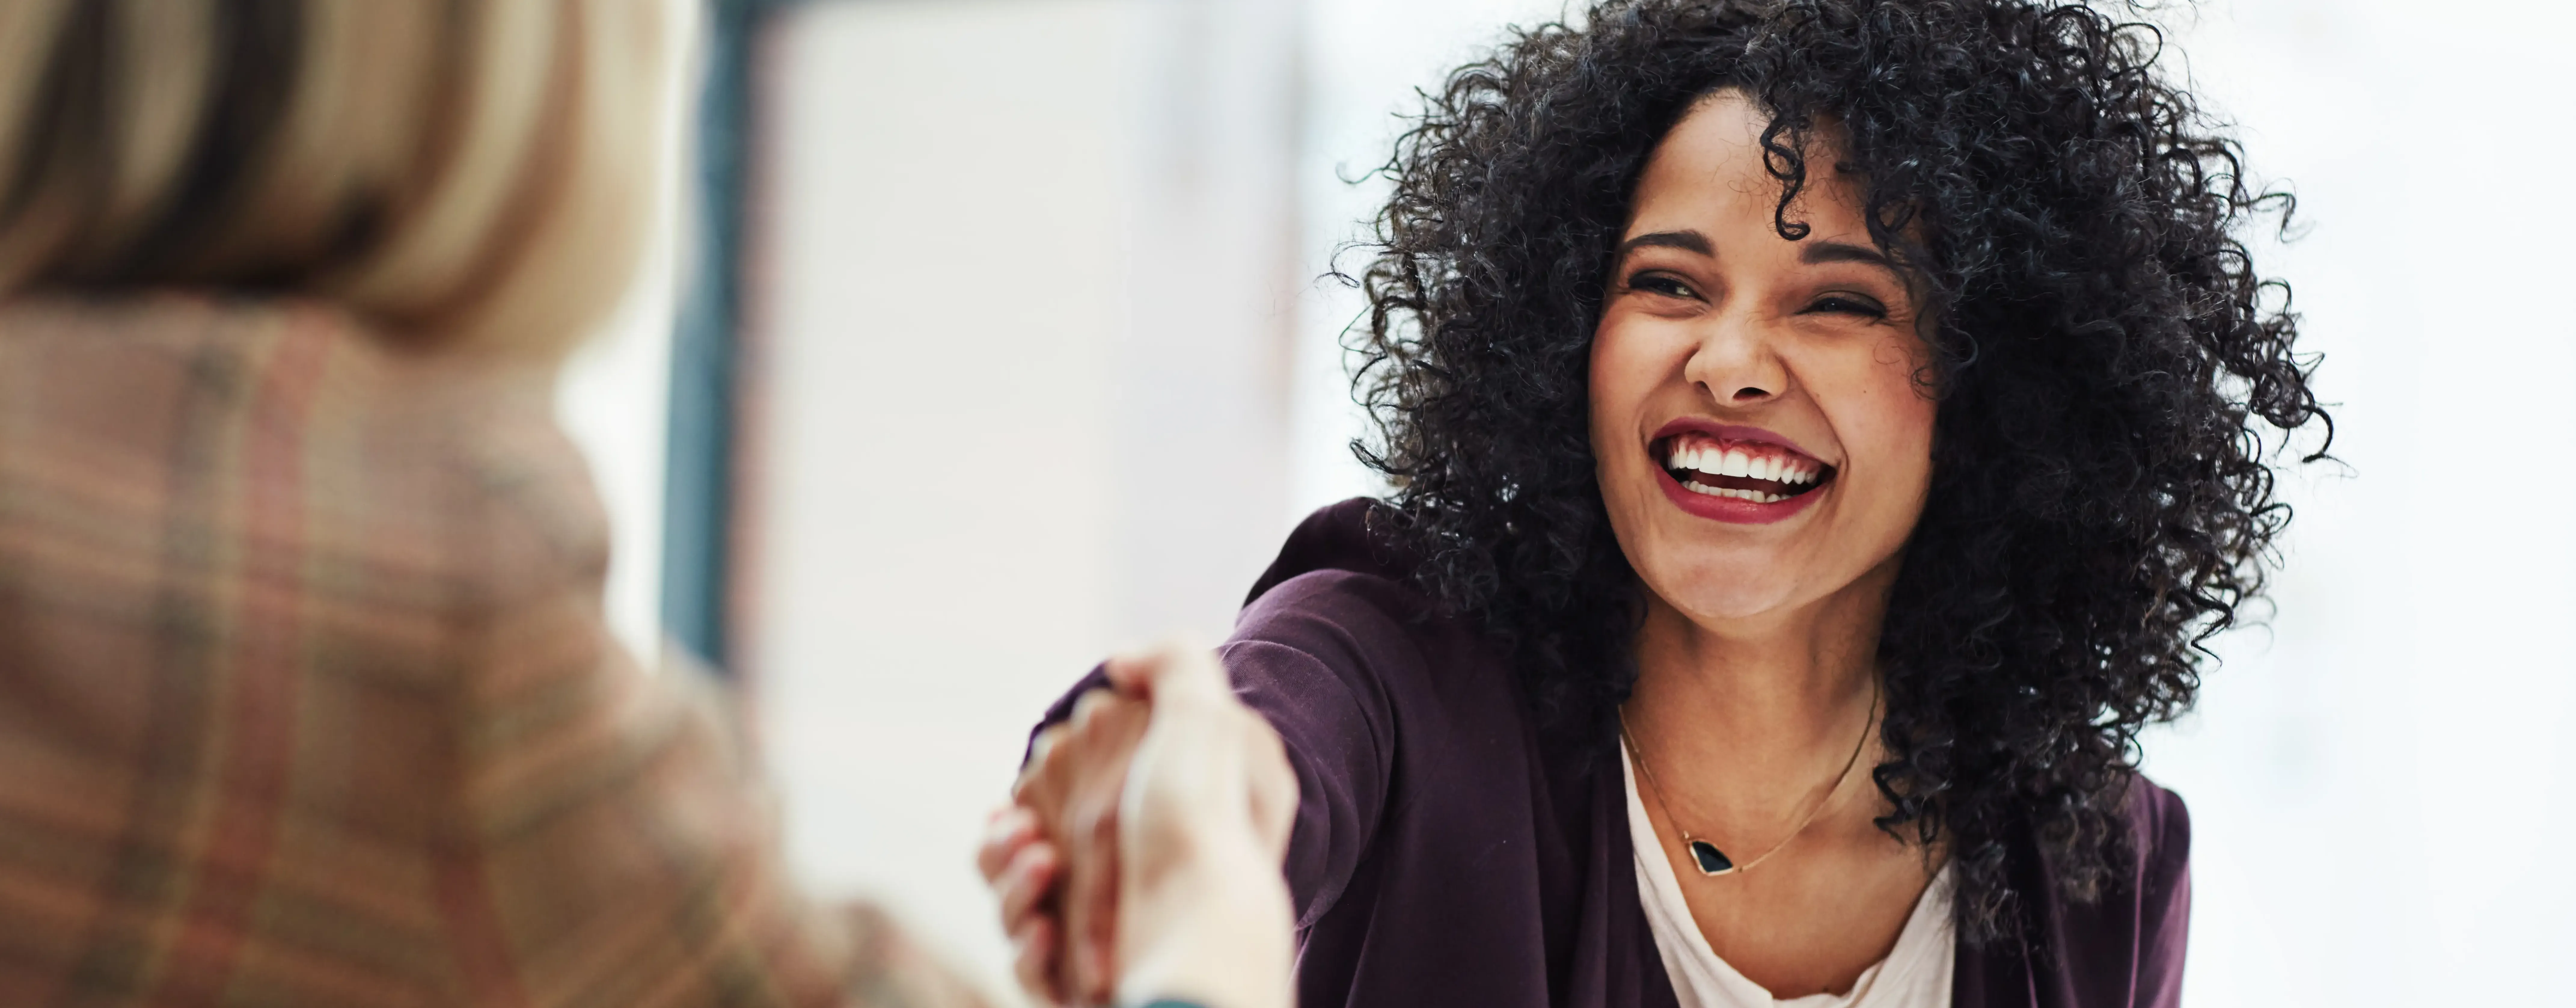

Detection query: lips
(1647, 423), (1837, 524)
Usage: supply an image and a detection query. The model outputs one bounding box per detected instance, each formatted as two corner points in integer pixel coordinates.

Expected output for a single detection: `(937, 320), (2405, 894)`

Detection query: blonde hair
(0, 0), (672, 357)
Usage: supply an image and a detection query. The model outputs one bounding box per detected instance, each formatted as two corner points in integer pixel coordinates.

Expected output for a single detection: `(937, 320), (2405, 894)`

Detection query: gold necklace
(1619, 683), (1880, 877)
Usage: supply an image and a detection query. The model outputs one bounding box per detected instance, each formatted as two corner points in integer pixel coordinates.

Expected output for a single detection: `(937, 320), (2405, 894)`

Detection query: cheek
(1850, 335), (1939, 492)
(1587, 316), (1657, 454)
(1812, 332), (1937, 501)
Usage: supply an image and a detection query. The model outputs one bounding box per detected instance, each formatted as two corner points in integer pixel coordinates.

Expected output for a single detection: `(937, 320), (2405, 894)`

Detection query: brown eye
(1628, 272), (1698, 300)
(1807, 294), (1888, 319)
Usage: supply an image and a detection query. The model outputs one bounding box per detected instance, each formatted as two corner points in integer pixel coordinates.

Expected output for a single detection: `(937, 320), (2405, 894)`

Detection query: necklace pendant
(1687, 839), (1737, 876)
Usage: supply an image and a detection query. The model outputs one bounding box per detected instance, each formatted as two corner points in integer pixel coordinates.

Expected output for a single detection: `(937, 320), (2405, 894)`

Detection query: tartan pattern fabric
(0, 296), (987, 1008)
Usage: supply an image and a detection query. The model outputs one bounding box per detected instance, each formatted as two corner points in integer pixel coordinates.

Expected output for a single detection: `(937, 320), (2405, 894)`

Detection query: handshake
(977, 644), (1301, 1008)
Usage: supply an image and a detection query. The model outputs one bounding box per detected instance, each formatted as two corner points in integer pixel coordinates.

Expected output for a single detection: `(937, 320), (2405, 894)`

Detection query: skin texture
(1098, 645), (1297, 1008)
(985, 645), (1298, 1008)
(1003, 690), (1148, 1004)
(1595, 90), (1938, 997)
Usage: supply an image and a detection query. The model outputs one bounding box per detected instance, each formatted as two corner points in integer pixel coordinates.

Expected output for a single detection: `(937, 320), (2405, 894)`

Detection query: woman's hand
(976, 805), (1069, 1003)
(977, 643), (1297, 1008)
(983, 688), (1149, 1005)
(1101, 643), (1298, 1008)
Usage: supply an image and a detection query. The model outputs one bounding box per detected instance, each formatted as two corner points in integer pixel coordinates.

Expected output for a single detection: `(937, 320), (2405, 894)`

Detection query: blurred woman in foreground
(0, 3), (1260, 1005)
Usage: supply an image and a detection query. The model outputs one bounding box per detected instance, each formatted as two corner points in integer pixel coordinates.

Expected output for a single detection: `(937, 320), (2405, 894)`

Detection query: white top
(1623, 746), (1956, 1008)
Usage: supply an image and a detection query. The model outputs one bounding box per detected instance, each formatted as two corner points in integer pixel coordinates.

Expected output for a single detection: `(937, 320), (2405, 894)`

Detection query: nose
(1682, 310), (1788, 407)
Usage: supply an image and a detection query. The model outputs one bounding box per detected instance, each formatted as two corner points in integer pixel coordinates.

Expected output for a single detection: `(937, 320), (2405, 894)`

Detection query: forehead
(1628, 91), (1870, 241)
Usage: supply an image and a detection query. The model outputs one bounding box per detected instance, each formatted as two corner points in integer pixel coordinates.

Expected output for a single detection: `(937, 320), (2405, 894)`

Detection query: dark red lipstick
(1647, 420), (1837, 525)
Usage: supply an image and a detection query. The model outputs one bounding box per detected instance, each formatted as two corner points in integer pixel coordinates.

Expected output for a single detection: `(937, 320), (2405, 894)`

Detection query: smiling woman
(991, 2), (2328, 1007)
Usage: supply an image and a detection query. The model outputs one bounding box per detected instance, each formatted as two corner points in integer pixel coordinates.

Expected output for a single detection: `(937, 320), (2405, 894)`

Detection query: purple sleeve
(2130, 782), (2192, 1008)
(1027, 570), (1409, 930)
(1220, 635), (1393, 928)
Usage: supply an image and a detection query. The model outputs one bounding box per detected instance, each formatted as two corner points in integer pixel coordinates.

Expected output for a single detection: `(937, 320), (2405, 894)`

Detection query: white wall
(1290, 0), (1574, 517)
(557, 253), (677, 660)
(740, 0), (1302, 990)
(2133, 1), (2576, 1004)
(555, 0), (695, 662)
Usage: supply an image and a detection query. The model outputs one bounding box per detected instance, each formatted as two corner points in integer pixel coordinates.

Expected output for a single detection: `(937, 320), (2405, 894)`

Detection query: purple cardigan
(1039, 499), (2189, 1008)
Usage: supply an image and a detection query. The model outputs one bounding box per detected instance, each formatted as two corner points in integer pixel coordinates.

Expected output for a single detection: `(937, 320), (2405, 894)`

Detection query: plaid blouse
(0, 296), (988, 1008)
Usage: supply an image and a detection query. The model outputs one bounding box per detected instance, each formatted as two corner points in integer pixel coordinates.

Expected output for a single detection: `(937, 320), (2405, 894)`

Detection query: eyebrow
(1617, 230), (1713, 257)
(1799, 240), (1896, 269)
(1616, 231), (1897, 273)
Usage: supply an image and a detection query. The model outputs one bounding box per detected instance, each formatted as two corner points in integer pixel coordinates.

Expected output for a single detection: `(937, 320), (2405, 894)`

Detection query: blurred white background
(557, 0), (2576, 1003)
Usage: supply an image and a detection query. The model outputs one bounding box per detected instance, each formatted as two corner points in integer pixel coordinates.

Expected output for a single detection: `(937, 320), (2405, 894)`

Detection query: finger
(1106, 640), (1231, 710)
(1063, 742), (1139, 1004)
(978, 805), (1040, 881)
(997, 840), (1062, 930)
(1070, 685), (1119, 731)
(1079, 864), (1123, 1004)
(1086, 881), (1119, 1006)
(1099, 647), (1160, 695)
(1065, 796), (1124, 1003)
(1015, 725), (1070, 801)
(1011, 916), (1063, 1006)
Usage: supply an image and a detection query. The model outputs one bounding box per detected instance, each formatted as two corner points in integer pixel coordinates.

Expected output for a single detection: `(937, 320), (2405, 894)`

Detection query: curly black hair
(1346, 0), (2326, 942)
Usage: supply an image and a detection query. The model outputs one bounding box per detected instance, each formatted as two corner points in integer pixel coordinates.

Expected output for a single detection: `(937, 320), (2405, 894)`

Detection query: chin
(1638, 550), (1813, 625)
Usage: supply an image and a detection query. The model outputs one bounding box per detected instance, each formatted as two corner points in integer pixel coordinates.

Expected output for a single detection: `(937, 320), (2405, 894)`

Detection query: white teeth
(1666, 438), (1828, 493)
(1680, 479), (1791, 504)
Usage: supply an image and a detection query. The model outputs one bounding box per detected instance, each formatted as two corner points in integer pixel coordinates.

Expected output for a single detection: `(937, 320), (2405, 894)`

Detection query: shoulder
(0, 293), (608, 619)
(1244, 497), (1421, 603)
(281, 304), (611, 613)
(1232, 499), (1461, 684)
(1973, 774), (2193, 1007)
(1238, 568), (1430, 656)
(2123, 773), (2192, 887)
(1225, 502), (1528, 751)
(2119, 774), (2192, 1006)
(408, 360), (610, 610)
(1240, 498), (1436, 631)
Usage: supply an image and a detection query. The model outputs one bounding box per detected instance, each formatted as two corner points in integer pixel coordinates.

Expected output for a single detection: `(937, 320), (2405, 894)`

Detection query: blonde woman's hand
(1100, 643), (1298, 1008)
(980, 642), (1296, 1008)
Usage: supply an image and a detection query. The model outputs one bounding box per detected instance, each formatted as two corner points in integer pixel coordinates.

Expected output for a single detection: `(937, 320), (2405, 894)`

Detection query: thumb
(1103, 639), (1229, 708)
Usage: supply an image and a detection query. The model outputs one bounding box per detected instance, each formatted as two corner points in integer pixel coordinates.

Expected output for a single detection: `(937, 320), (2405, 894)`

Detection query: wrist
(1115, 839), (1294, 1008)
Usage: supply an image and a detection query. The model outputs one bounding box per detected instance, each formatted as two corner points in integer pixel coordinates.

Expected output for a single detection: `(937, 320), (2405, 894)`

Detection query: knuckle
(1070, 688), (1114, 728)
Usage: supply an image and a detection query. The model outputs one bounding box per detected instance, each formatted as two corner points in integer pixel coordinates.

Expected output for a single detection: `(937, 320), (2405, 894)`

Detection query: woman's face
(1590, 91), (1937, 629)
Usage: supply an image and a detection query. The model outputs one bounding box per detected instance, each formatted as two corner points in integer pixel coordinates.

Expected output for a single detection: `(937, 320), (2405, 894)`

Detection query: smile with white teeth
(1657, 433), (1834, 505)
